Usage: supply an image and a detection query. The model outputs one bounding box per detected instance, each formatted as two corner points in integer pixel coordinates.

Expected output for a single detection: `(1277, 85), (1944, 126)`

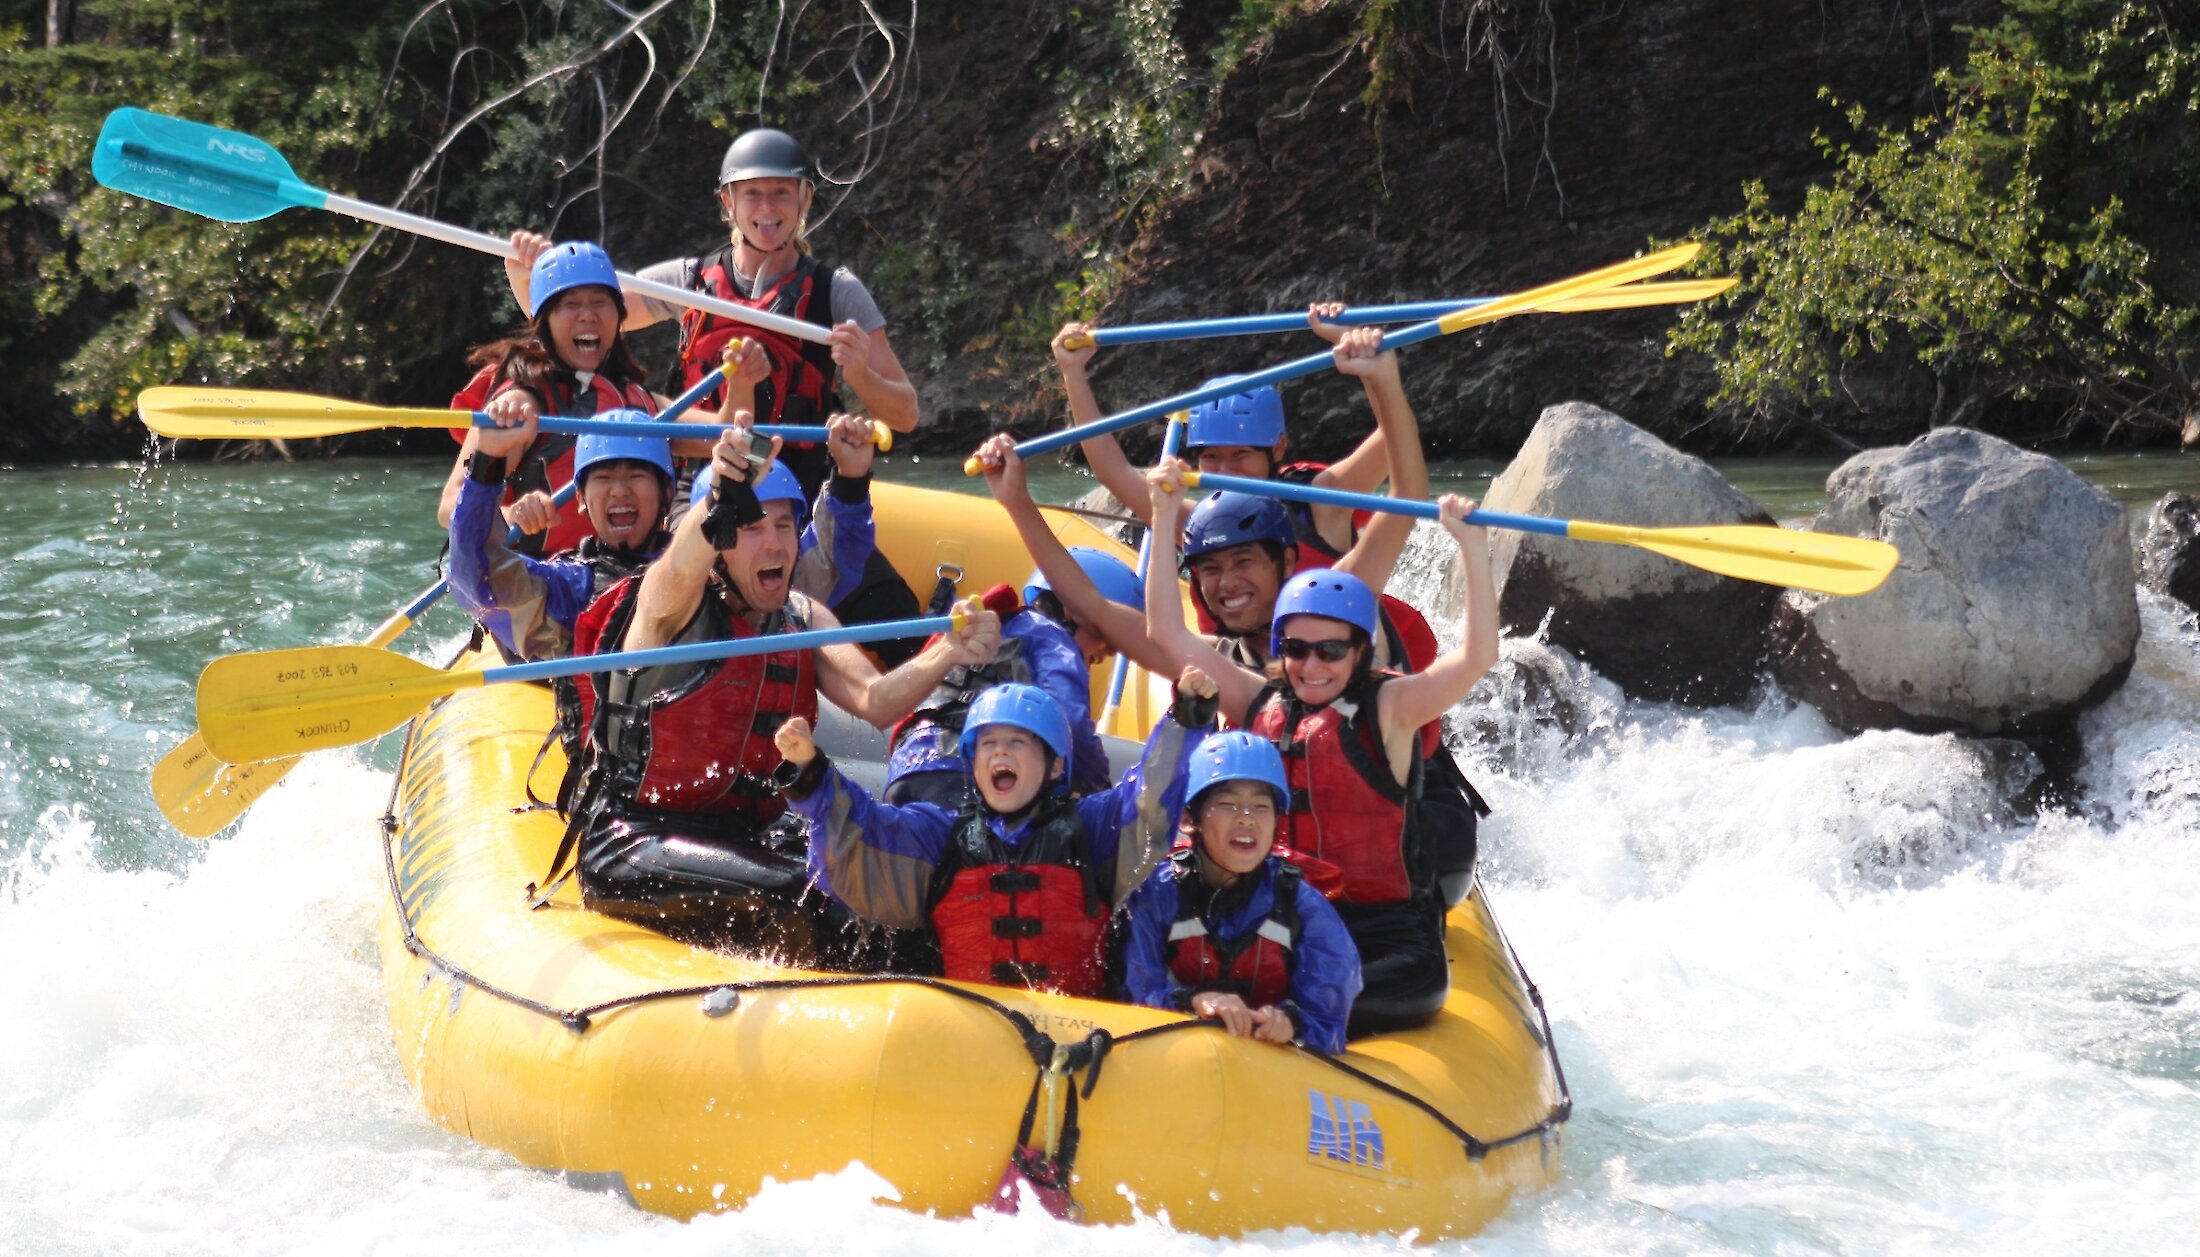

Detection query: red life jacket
(568, 574), (817, 821)
(448, 363), (656, 557)
(1246, 672), (1422, 905)
(1275, 461), (1372, 565)
(1165, 854), (1304, 1009)
(929, 798), (1111, 996)
(675, 247), (841, 415)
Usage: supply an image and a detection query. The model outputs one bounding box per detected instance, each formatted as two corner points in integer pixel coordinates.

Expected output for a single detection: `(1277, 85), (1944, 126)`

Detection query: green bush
(1669, 0), (2199, 442)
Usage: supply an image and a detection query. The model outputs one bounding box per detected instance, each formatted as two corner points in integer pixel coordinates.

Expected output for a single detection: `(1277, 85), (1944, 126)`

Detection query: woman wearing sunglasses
(1143, 457), (1498, 1034)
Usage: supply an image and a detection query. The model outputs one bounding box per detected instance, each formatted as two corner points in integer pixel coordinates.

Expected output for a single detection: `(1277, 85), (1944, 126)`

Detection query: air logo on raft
(1306, 1089), (1387, 1173)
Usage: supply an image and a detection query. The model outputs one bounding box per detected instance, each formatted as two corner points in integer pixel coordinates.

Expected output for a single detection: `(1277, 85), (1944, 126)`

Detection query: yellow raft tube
(377, 482), (1567, 1239)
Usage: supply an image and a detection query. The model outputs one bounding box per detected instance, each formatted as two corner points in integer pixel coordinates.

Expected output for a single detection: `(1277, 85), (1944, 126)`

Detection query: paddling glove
(1171, 684), (1219, 729)
(467, 450), (510, 485)
(773, 752), (831, 800)
(702, 472), (765, 548)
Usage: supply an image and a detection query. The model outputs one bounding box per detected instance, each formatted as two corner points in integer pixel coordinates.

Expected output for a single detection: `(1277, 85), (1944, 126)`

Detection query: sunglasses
(1277, 637), (1356, 663)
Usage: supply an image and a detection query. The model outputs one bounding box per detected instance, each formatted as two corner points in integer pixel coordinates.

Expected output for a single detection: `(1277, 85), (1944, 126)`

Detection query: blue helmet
(528, 241), (623, 318)
(958, 682), (1072, 766)
(1184, 376), (1285, 452)
(572, 411), (674, 487)
(690, 458), (809, 525)
(1024, 547), (1141, 612)
(1185, 730), (1289, 810)
(1269, 568), (1379, 659)
(1181, 489), (1297, 564)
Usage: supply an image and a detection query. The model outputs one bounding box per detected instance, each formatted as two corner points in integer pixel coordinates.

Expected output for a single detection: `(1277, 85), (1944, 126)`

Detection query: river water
(2, 446), (2196, 1254)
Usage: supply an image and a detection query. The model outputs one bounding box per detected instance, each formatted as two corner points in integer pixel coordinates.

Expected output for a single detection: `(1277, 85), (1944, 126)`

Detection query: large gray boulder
(2136, 491), (2200, 614)
(1470, 402), (1781, 705)
(1771, 428), (2139, 734)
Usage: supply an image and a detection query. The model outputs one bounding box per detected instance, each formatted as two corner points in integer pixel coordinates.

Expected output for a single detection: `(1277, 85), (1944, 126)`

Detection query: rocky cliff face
(839, 0), (1999, 464)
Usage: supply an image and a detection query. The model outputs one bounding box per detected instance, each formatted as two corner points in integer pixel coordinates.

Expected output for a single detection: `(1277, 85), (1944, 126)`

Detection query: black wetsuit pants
(578, 808), (933, 972)
(1337, 896), (1449, 1036)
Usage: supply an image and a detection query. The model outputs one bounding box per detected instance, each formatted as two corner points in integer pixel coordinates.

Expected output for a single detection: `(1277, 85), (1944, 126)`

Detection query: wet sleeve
(795, 475), (876, 606)
(1017, 624), (1107, 796)
(1285, 882), (1364, 1054)
(624, 257), (699, 329)
(790, 762), (953, 929)
(1119, 868), (1191, 1011)
(447, 476), (581, 661)
(830, 269), (888, 334)
(1078, 715), (1208, 905)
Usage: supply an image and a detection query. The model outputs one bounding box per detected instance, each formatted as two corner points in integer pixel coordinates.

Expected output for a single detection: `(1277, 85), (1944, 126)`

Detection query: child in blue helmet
(1120, 731), (1362, 1052)
(1144, 468), (1500, 1034)
(775, 673), (1218, 996)
(883, 546), (1141, 808)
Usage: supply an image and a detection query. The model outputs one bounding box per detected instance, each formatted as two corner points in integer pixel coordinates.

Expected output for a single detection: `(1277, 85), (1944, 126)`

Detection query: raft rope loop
(377, 703), (1572, 1171)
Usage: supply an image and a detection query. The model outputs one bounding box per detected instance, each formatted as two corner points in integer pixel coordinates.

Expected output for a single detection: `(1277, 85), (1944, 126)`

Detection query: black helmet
(719, 128), (812, 187)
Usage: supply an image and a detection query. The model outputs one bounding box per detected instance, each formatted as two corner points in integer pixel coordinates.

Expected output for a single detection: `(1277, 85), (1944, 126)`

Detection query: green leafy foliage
(1668, 0), (2200, 441)
(0, 0), (831, 458)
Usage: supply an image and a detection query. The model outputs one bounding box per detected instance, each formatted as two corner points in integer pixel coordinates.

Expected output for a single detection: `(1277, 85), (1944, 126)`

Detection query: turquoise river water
(1, 447), (2196, 1255)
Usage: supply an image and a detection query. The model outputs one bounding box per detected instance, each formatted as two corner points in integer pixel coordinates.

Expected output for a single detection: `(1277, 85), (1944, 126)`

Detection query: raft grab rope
(376, 707), (1570, 1170)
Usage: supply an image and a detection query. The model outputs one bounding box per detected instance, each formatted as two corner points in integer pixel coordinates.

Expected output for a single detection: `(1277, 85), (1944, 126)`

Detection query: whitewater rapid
(3, 474), (2197, 1254)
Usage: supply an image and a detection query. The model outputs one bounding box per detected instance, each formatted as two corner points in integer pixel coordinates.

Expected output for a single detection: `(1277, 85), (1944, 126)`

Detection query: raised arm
(1329, 324), (1429, 594)
(974, 433), (1174, 675)
(500, 229), (551, 316)
(627, 425), (779, 651)
(813, 598), (1001, 730)
(1376, 495), (1498, 738)
(1055, 322), (1154, 524)
(1304, 303), (1393, 498)
(1144, 459), (1269, 721)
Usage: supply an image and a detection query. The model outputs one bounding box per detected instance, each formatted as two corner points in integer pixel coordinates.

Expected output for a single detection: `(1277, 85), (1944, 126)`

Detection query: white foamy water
(4, 471), (2197, 1253)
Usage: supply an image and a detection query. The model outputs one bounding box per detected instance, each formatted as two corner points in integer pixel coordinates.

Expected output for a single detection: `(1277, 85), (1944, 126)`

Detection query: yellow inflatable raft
(376, 482), (1567, 1239)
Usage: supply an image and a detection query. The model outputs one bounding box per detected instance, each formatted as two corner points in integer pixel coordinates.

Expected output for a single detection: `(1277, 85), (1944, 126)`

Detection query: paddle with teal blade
(92, 107), (831, 344)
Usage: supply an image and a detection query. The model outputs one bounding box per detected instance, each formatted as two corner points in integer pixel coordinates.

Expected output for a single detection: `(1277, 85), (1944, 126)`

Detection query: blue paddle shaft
(1187, 471), (1570, 538)
(484, 615), (958, 687)
(658, 368), (725, 424)
(474, 413), (830, 443)
(1014, 318), (1447, 463)
(1091, 299), (1491, 346)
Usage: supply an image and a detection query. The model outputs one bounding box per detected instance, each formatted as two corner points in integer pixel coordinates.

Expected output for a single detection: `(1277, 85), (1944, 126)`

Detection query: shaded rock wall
(871, 0), (1997, 463)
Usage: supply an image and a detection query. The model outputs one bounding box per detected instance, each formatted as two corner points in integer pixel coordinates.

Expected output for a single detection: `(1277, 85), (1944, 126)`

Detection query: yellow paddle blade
(152, 611), (419, 837)
(1543, 277), (1737, 312)
(139, 386), (460, 440)
(197, 644), (474, 765)
(150, 733), (302, 838)
(1567, 521), (1900, 597)
(1437, 242), (1701, 334)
